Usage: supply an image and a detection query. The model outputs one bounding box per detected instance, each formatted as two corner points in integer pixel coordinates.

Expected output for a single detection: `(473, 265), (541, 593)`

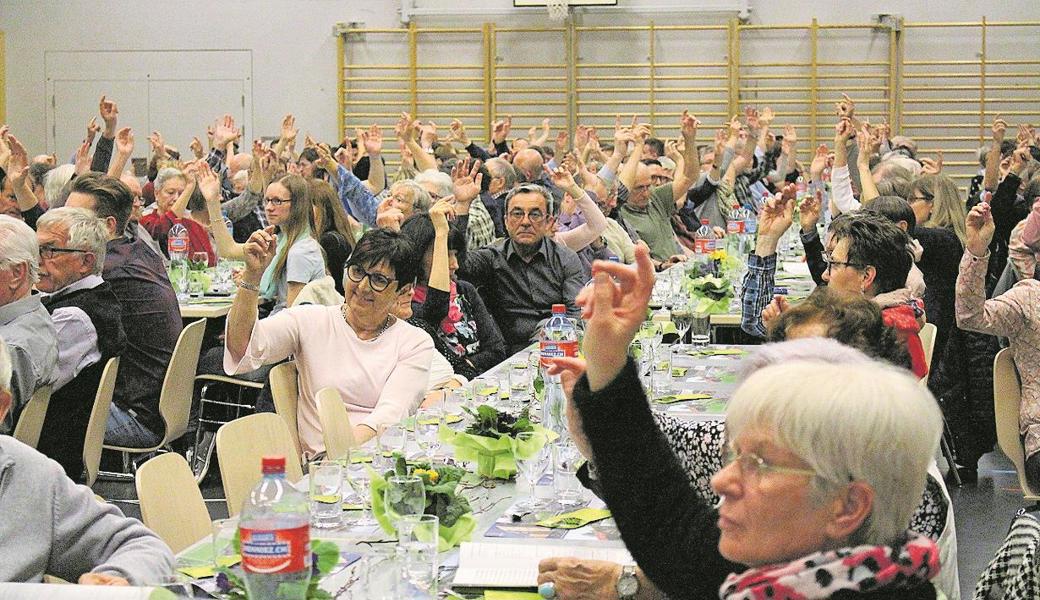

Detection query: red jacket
(139, 211), (216, 266)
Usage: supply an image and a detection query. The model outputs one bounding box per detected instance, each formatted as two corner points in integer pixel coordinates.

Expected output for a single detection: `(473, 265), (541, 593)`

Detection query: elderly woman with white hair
(139, 167), (216, 265)
(537, 246), (945, 600)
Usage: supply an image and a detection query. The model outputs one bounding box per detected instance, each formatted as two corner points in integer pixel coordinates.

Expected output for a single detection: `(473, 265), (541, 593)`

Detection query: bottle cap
(261, 456), (286, 475)
(551, 304), (566, 314)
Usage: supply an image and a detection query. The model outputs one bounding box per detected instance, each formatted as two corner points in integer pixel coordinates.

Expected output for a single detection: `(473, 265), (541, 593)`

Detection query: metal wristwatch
(616, 563), (639, 599)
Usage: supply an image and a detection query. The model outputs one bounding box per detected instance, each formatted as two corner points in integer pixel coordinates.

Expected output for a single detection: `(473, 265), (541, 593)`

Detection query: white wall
(2, 0), (1039, 158)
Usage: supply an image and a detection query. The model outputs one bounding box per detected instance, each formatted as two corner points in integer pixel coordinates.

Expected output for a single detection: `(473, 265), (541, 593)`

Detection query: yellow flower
(427, 469), (439, 483)
(710, 248), (728, 261)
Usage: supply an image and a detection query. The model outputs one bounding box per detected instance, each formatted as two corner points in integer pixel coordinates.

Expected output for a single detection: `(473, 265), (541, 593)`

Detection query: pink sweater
(225, 305), (435, 457)
(956, 250), (1040, 458)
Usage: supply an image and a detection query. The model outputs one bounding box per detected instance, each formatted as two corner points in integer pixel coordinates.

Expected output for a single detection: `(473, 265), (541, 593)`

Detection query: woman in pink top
(224, 228), (434, 457)
(957, 202), (1040, 487)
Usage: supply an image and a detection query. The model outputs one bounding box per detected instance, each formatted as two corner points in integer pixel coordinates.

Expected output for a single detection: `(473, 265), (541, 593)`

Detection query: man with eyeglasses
(617, 112), (702, 269)
(457, 184), (585, 353)
(34, 208), (127, 481)
(0, 216), (58, 433)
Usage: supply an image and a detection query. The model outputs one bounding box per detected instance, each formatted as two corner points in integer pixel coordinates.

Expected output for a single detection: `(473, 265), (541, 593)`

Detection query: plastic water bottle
(167, 222), (190, 301)
(796, 175), (808, 201)
(222, 211), (234, 235)
(540, 304), (578, 439)
(239, 456), (311, 600)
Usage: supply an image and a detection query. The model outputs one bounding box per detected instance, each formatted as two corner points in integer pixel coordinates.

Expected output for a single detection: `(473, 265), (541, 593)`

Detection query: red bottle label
(540, 340), (579, 368)
(239, 524), (310, 574)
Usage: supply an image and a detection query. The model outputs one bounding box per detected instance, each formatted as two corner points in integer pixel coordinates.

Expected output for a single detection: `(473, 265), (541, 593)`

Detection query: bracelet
(237, 279), (261, 292)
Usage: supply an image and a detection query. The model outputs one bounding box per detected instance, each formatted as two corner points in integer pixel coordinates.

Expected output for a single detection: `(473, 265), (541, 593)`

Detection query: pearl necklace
(341, 304), (393, 340)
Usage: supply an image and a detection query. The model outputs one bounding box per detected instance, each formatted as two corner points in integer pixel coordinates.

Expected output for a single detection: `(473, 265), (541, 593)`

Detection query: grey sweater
(0, 436), (174, 584)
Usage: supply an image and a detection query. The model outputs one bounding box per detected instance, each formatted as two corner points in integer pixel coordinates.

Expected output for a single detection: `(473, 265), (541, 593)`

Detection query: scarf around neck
(719, 534), (939, 600)
(412, 281), (464, 335)
(259, 227), (309, 301)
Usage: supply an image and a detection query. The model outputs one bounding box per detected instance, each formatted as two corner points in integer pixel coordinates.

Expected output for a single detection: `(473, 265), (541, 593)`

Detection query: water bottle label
(539, 340), (578, 368)
(240, 524), (310, 574)
(694, 238), (714, 254)
(168, 236), (189, 254)
(726, 220), (745, 235)
(745, 219), (758, 234)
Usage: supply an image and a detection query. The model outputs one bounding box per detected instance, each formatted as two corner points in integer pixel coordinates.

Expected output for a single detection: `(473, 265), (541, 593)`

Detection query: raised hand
(799, 188), (823, 232)
(757, 184), (796, 240)
(197, 162), (222, 202)
(855, 124), (874, 165)
(398, 112), (418, 142)
(213, 114), (241, 148)
(574, 244), (656, 391)
(728, 114), (743, 136)
(781, 124), (798, 155)
(745, 107), (760, 131)
(99, 95), (119, 135)
(760, 106), (775, 126)
(74, 139), (92, 175)
(545, 163), (580, 196)
(451, 158), (483, 204)
(0, 126), (11, 170)
(315, 143), (338, 174)
(713, 128), (727, 158)
(491, 118), (508, 144)
(115, 127), (134, 156)
(834, 117), (854, 143)
(574, 125), (590, 152)
(448, 119), (470, 146)
(554, 130), (569, 158)
(280, 114), (298, 142)
(86, 117), (100, 145)
(920, 150), (944, 175)
(964, 201), (994, 257)
(680, 110), (700, 140)
(429, 198), (456, 234)
(632, 123), (652, 144)
(664, 139), (682, 163)
(835, 93), (855, 118)
(6, 134), (29, 185)
(190, 136), (204, 159)
(375, 196), (405, 231)
(1011, 145), (1032, 175)
(419, 121), (438, 147)
(304, 133), (318, 149)
(148, 131), (166, 158)
(361, 124), (383, 156)
(243, 227), (278, 278)
(761, 294), (790, 328)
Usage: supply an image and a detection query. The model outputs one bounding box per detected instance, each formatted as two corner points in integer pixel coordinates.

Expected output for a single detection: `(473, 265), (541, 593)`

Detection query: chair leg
(98, 451), (137, 482)
(941, 434), (961, 486)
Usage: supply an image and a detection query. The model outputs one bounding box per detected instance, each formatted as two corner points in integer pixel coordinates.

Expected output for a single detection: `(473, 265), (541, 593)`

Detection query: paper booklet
(451, 541), (632, 589)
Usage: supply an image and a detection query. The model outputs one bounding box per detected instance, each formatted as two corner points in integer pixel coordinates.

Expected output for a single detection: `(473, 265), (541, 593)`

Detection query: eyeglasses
(723, 445), (816, 484)
(264, 197), (292, 207)
(39, 245), (92, 260)
(506, 208), (547, 224)
(650, 175), (672, 185)
(631, 183), (652, 193)
(391, 194), (415, 208)
(910, 194), (932, 204)
(822, 253), (864, 273)
(346, 263), (396, 292)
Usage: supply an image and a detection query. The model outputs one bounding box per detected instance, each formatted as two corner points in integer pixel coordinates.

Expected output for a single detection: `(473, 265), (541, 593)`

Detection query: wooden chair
(190, 373), (264, 482)
(215, 413), (303, 517)
(918, 322), (937, 385)
(269, 361), (301, 457)
(82, 357), (120, 486)
(101, 318), (206, 481)
(13, 385), (52, 448)
(994, 348), (1040, 503)
(316, 387), (357, 461)
(136, 452), (211, 554)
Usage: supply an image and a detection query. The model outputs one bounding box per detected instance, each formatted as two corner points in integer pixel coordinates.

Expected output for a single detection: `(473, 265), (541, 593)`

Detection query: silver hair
(0, 336), (11, 396)
(740, 337), (873, 378)
(36, 207), (109, 276)
(486, 158), (518, 191)
(726, 358), (943, 547)
(155, 167), (186, 192)
(391, 180), (432, 213)
(0, 215), (40, 285)
(413, 169), (453, 199)
(44, 164), (75, 208)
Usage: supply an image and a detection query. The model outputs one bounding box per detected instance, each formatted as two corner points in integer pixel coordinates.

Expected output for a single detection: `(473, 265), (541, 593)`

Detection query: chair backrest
(269, 361), (301, 456)
(82, 357), (120, 486)
(136, 452), (211, 554)
(316, 387), (357, 461)
(919, 322), (937, 368)
(216, 413), (304, 517)
(12, 385), (52, 448)
(157, 319), (207, 446)
(993, 348), (1040, 501)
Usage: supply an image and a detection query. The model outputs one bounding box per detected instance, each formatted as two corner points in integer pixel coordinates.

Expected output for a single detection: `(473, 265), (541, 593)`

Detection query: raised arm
(90, 95), (118, 173)
(830, 118), (860, 215)
(671, 110), (701, 206)
(618, 124), (650, 190)
(106, 128), (134, 178)
(983, 118), (1007, 193)
(856, 123), (880, 204)
(4, 136), (39, 212)
(199, 163), (246, 260)
(398, 113), (437, 172)
(359, 124), (386, 195)
(549, 165), (608, 251)
(273, 114), (298, 161)
(956, 202), (1029, 338)
(226, 228), (277, 359)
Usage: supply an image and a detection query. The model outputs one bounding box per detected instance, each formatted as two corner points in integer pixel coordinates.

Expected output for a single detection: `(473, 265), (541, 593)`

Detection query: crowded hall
(2, 0), (1040, 597)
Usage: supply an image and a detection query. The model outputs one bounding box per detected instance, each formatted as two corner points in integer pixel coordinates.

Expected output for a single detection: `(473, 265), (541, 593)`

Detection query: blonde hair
(726, 360), (942, 546)
(913, 173), (968, 244)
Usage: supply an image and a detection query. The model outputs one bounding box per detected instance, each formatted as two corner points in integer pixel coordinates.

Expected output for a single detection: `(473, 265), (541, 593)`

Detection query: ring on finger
(538, 581), (557, 599)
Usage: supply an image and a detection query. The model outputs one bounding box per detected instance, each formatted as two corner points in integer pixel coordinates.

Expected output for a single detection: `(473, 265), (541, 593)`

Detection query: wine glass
(345, 461), (378, 527)
(169, 262), (189, 301)
(671, 296), (692, 344)
(384, 475), (426, 534)
(515, 431), (551, 510)
(415, 407), (441, 462)
(377, 423), (409, 470)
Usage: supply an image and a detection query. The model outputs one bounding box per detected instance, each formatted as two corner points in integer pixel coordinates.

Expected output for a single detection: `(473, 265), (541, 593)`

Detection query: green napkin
(485, 592), (543, 600)
(176, 542), (240, 579)
(439, 424), (555, 479)
(671, 367), (689, 377)
(536, 508), (611, 529)
(655, 392), (711, 405)
(342, 502), (365, 510)
(186, 296), (233, 305)
(404, 413), (464, 431)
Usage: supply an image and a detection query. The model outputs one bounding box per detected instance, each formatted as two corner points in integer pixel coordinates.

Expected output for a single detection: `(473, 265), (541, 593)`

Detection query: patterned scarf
(411, 281), (464, 335)
(719, 534), (940, 600)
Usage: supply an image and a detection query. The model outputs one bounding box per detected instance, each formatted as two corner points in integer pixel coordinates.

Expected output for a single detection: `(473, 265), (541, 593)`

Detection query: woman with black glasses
(224, 228), (434, 455)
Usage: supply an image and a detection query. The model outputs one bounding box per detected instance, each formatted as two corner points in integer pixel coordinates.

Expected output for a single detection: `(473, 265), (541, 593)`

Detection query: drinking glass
(170, 262), (189, 301)
(215, 259), (233, 292)
(442, 388), (464, 417)
(553, 441), (585, 507)
(396, 514), (439, 593)
(471, 377), (498, 407)
(415, 407), (442, 462)
(690, 309), (711, 347)
(211, 518), (238, 569)
(309, 460), (345, 529)
(377, 423), (409, 470)
(384, 475), (426, 533)
(345, 462), (378, 527)
(187, 271), (206, 298)
(509, 362), (532, 403)
(157, 574), (196, 598)
(671, 297), (692, 343)
(515, 432), (551, 510)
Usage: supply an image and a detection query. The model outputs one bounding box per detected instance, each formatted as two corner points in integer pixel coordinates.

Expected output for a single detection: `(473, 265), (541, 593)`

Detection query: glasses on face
(910, 194), (932, 204)
(265, 197), (292, 207)
(506, 208), (547, 224)
(39, 245), (92, 260)
(822, 253), (864, 274)
(631, 183), (652, 193)
(723, 445), (816, 485)
(346, 264), (396, 293)
(391, 194), (415, 208)
(650, 175), (672, 185)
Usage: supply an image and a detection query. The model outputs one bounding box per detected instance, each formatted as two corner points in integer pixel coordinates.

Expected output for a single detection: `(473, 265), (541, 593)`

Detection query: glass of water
(553, 441), (585, 507)
(377, 423), (409, 470)
(309, 460), (344, 529)
(509, 362), (532, 404)
(385, 475), (426, 533)
(690, 309), (711, 347)
(415, 407), (442, 462)
(345, 462), (377, 527)
(396, 514), (439, 593)
(515, 431), (551, 510)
